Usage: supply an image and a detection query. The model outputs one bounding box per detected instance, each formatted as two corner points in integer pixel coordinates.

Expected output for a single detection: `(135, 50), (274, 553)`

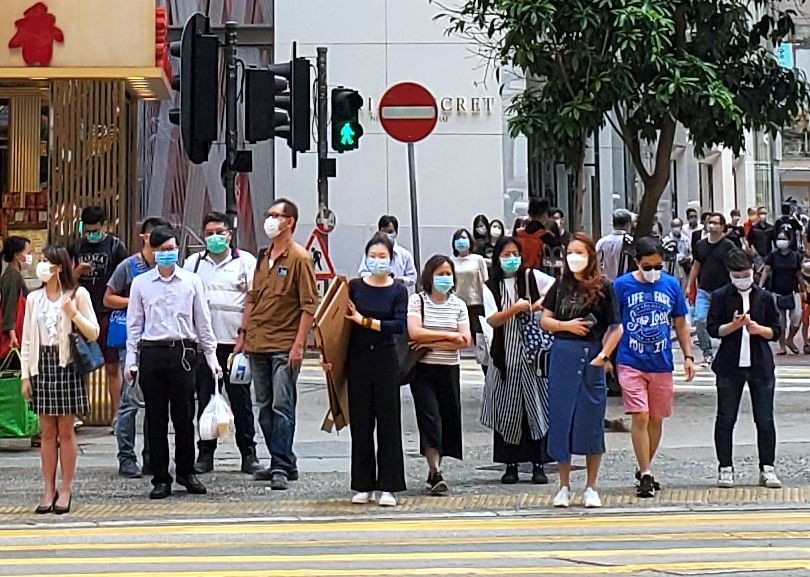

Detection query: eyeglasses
(640, 264), (664, 272)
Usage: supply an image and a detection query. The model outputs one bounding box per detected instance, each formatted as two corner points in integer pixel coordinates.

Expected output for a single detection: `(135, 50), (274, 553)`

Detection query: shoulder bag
(107, 259), (142, 349)
(396, 293), (428, 386)
(516, 269), (554, 362)
(68, 289), (105, 376)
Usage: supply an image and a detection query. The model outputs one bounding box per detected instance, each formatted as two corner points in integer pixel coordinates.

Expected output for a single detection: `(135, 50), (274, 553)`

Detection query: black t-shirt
(545, 278), (620, 342)
(765, 249), (802, 296)
(747, 223), (774, 257)
(695, 238), (736, 292)
(72, 235), (128, 312)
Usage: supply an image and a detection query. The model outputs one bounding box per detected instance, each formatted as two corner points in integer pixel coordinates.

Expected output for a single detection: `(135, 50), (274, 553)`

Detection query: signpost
(316, 205), (337, 235)
(306, 229), (336, 282)
(379, 82), (438, 269)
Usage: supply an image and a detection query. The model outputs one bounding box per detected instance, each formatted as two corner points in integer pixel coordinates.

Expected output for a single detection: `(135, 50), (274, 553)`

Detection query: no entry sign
(379, 82), (438, 143)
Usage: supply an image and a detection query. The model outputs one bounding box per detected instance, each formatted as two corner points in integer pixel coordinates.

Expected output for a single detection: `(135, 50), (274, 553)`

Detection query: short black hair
(701, 211), (712, 222)
(782, 203), (792, 216)
(365, 232), (394, 259)
(613, 209), (633, 228)
(81, 206), (106, 226)
(203, 212), (230, 229)
(2, 236), (30, 263)
(420, 254), (455, 294)
(42, 245), (77, 290)
(686, 208), (698, 217)
(730, 209), (740, 218)
(271, 198), (299, 231)
(709, 212), (727, 226)
(141, 216), (171, 235)
(727, 249), (753, 272)
(149, 226), (177, 249)
(635, 236), (664, 260)
(451, 228), (473, 256)
(551, 208), (564, 218)
(378, 215), (399, 233)
(528, 198), (549, 218)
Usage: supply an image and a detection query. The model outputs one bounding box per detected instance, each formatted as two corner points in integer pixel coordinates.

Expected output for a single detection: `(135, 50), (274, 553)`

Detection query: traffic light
(168, 13), (218, 164)
(331, 88), (363, 153)
(269, 55), (311, 154)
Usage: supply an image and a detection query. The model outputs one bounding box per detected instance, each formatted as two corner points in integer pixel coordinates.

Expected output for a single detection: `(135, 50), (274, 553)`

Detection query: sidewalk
(2, 359), (810, 522)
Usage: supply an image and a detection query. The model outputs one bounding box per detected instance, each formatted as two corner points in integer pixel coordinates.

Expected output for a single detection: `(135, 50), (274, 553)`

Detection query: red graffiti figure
(8, 3), (64, 67)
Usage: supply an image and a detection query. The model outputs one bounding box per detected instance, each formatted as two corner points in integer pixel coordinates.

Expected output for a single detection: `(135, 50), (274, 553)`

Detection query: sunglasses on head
(640, 264), (664, 272)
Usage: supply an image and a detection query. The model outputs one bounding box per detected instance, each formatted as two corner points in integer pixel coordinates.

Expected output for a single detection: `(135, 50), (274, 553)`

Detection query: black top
(726, 226), (745, 249)
(474, 240), (496, 260)
(707, 284), (781, 379)
(72, 235), (128, 312)
(545, 278), (620, 342)
(765, 249), (802, 296)
(694, 237), (736, 292)
(0, 267), (27, 333)
(774, 216), (803, 250)
(347, 278), (408, 353)
(746, 222), (775, 257)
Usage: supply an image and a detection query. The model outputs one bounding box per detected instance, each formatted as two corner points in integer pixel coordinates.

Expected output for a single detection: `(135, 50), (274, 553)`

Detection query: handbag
(517, 269), (554, 362)
(0, 349), (40, 438)
(776, 293), (796, 311)
(107, 259), (143, 349)
(396, 293), (428, 386)
(68, 290), (105, 376)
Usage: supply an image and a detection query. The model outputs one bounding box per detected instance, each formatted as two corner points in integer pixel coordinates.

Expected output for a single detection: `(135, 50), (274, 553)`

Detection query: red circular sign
(378, 82), (438, 143)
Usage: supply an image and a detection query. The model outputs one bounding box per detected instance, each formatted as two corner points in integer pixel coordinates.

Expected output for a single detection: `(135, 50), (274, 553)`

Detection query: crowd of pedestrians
(4, 197), (798, 513)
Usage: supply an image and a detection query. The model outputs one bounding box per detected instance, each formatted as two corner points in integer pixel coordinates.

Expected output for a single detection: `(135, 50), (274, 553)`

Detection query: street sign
(379, 82), (438, 144)
(316, 206), (337, 235)
(305, 230), (336, 281)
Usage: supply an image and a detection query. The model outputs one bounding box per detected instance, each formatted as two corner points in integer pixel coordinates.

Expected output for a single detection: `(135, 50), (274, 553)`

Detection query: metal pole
(224, 21), (239, 244)
(317, 47), (328, 250)
(407, 142), (421, 270)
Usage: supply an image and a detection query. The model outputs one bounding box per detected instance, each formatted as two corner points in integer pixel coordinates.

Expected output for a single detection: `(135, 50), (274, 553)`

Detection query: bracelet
(237, 327), (247, 336)
(363, 317), (372, 329)
(684, 355), (695, 361)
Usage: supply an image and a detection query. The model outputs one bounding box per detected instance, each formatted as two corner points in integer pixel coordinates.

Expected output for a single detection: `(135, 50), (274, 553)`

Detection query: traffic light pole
(224, 21), (239, 244)
(317, 47), (329, 245)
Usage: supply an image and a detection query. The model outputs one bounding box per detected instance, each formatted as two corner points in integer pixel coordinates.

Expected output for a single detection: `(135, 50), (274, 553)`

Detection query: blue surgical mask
(433, 275), (455, 294)
(454, 237), (471, 252)
(500, 255), (522, 275)
(386, 232), (398, 243)
(366, 257), (391, 277)
(156, 249), (179, 268)
(85, 231), (104, 243)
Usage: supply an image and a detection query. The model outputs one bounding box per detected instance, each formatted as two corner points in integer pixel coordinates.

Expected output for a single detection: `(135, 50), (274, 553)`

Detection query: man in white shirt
(126, 226), (221, 500)
(596, 209), (634, 281)
(358, 215), (418, 286)
(184, 213), (259, 476)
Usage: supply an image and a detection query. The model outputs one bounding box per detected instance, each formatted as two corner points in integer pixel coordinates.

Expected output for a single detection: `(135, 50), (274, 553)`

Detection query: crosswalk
(3, 510), (810, 576)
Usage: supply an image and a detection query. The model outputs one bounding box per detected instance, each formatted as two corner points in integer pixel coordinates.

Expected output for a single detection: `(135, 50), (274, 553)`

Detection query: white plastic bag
(199, 378), (234, 441)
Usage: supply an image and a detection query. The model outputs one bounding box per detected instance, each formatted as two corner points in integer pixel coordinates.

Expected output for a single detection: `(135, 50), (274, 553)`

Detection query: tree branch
(608, 108), (652, 183)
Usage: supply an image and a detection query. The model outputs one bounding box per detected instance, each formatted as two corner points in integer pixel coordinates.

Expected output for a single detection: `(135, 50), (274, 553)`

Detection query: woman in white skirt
(20, 245), (99, 514)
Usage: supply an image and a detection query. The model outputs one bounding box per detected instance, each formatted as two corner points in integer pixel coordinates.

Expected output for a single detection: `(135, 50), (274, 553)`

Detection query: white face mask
(777, 240), (790, 250)
(730, 273), (754, 292)
(263, 217), (282, 240)
(490, 226), (503, 239)
(36, 261), (55, 283)
(23, 254), (33, 267)
(642, 269), (661, 283)
(566, 253), (589, 273)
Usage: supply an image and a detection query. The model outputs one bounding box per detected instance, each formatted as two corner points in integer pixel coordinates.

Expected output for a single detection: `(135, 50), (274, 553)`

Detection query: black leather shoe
(253, 467), (274, 481)
(501, 464), (519, 485)
(177, 474), (207, 495)
(194, 450), (215, 475)
(240, 448), (261, 475)
(532, 463), (549, 485)
(149, 483), (172, 500)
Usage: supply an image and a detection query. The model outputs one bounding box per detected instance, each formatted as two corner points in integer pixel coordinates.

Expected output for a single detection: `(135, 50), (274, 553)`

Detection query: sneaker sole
(717, 482), (734, 488)
(636, 488), (655, 498)
(585, 502), (603, 509)
(553, 501), (570, 508)
(430, 481), (448, 495)
(760, 481), (783, 489)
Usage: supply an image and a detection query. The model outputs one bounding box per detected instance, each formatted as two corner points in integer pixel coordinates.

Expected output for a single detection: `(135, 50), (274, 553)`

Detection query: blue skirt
(547, 339), (606, 464)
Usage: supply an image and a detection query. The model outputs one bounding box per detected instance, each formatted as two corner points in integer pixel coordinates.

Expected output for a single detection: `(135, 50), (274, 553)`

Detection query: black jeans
(195, 344), (256, 455)
(347, 345), (406, 493)
(714, 371), (776, 469)
(140, 344), (197, 486)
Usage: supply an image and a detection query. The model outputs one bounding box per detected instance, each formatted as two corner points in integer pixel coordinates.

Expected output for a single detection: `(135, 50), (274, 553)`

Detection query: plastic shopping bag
(198, 378), (234, 441)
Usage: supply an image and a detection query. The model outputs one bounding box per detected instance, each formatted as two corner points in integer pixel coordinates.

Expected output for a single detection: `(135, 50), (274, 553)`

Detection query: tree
(435, 0), (810, 235)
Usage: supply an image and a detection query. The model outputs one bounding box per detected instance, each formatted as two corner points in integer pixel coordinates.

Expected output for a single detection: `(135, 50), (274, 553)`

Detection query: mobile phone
(582, 313), (598, 327)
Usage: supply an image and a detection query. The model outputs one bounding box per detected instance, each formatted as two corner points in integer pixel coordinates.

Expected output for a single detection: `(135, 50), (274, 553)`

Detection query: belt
(140, 339), (197, 349)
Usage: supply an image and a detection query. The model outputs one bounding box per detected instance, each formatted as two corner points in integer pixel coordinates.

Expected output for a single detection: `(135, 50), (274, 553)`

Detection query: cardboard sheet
(314, 276), (352, 432)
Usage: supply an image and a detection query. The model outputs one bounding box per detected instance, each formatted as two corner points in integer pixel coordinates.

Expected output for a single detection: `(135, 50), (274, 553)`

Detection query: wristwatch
(600, 353), (610, 363)
(237, 327), (247, 336)
(684, 355), (695, 362)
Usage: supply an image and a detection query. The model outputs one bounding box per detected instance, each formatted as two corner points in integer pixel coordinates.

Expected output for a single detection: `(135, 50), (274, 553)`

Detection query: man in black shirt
(686, 213), (736, 366)
(747, 206), (775, 259)
(72, 206), (129, 423)
(759, 229), (804, 355)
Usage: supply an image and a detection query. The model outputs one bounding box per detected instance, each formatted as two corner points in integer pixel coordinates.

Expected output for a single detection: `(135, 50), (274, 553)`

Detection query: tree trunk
(636, 177), (669, 237)
(632, 119), (677, 237)
(572, 131), (588, 232)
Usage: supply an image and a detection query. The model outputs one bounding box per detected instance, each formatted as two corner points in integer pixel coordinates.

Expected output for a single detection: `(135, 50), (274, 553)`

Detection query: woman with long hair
(541, 232), (622, 509)
(0, 236), (32, 358)
(451, 228), (489, 374)
(481, 236), (556, 484)
(408, 255), (471, 495)
(20, 245), (100, 514)
(472, 214), (490, 249)
(476, 219), (505, 264)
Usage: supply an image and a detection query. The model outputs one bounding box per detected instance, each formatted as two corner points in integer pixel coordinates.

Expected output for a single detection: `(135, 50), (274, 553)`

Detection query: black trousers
(140, 345), (197, 485)
(195, 344), (256, 455)
(714, 371), (776, 469)
(410, 363), (463, 460)
(347, 346), (406, 493)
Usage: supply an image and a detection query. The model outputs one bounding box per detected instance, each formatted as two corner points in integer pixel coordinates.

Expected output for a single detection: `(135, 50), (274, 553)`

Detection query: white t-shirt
(408, 292), (470, 366)
(453, 254), (488, 307)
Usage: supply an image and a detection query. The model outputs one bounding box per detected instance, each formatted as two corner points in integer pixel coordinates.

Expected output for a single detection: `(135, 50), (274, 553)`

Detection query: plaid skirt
(31, 346), (89, 416)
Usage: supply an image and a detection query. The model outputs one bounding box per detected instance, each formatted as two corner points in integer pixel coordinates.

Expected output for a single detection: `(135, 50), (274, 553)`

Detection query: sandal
(777, 350), (788, 356)
(788, 343), (800, 355)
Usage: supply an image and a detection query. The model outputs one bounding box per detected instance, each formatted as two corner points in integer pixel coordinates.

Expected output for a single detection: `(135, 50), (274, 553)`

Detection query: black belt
(140, 339), (197, 350)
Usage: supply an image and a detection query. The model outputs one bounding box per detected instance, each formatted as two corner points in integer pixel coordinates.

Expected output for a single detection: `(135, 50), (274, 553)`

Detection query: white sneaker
(378, 492), (397, 507)
(351, 492), (371, 504)
(717, 466), (735, 488)
(583, 487), (602, 509)
(553, 487), (571, 508)
(759, 466), (783, 489)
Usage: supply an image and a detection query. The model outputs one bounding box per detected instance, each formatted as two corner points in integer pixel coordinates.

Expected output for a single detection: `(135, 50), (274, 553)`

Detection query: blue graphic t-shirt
(614, 272), (688, 373)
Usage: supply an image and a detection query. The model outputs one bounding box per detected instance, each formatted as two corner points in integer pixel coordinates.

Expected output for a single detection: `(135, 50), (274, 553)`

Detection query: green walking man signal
(340, 122), (357, 147)
(331, 87), (363, 153)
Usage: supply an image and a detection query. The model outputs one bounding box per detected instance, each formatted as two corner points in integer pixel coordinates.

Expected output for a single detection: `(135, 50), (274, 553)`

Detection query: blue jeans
(694, 289), (714, 357)
(250, 352), (298, 476)
(115, 348), (149, 465)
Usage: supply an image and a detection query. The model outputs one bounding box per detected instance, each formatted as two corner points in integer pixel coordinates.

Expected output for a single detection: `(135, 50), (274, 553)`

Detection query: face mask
(36, 261), (55, 283)
(454, 238), (471, 252)
(500, 255), (522, 275)
(264, 217), (282, 240)
(490, 226), (503, 239)
(85, 231), (104, 243)
(156, 249), (179, 268)
(777, 240), (790, 250)
(23, 254), (33, 268)
(476, 225), (488, 236)
(730, 273), (754, 292)
(759, 215), (768, 222)
(386, 232), (398, 243)
(366, 257), (391, 277)
(671, 227), (682, 236)
(707, 224), (722, 234)
(567, 253), (589, 273)
(206, 234), (229, 254)
(688, 218), (698, 227)
(642, 269), (661, 283)
(433, 275), (454, 295)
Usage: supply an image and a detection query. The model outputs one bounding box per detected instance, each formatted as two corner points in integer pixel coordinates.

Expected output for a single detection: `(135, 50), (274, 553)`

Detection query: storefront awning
(0, 67), (170, 100)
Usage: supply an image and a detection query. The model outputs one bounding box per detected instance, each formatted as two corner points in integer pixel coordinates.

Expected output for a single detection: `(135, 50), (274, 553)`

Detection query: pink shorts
(617, 365), (674, 420)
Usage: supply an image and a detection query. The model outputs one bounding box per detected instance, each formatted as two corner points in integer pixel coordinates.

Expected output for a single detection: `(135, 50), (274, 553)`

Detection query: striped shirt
(408, 292), (469, 366)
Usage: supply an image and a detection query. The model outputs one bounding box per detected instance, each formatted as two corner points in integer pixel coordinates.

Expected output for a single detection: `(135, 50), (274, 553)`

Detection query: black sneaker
(427, 471), (448, 495)
(637, 473), (656, 498)
(634, 470), (661, 491)
(117, 459), (142, 479)
(501, 464), (519, 485)
(532, 463), (549, 485)
(270, 472), (289, 491)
